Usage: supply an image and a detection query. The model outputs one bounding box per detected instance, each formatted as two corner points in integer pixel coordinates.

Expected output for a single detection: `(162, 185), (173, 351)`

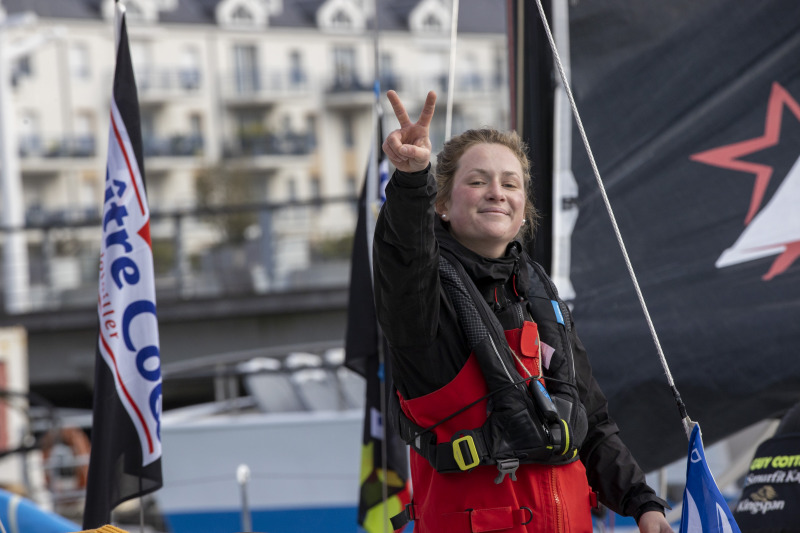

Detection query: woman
(374, 90), (672, 533)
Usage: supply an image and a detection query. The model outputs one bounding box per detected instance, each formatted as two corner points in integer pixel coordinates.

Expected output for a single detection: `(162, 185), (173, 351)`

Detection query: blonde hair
(434, 128), (538, 241)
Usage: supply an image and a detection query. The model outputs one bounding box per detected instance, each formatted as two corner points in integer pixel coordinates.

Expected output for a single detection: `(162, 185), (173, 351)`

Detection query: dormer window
(317, 0), (365, 32)
(232, 5), (254, 23)
(216, 0), (268, 29)
(409, 0), (450, 35)
(422, 13), (442, 31)
(331, 10), (352, 29)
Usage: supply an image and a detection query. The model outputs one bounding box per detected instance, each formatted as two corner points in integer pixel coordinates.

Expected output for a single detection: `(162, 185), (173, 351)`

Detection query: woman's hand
(638, 510), (673, 533)
(383, 90), (436, 173)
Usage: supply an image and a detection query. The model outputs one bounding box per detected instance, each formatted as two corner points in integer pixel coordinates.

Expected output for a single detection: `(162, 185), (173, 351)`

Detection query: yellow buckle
(452, 435), (480, 471)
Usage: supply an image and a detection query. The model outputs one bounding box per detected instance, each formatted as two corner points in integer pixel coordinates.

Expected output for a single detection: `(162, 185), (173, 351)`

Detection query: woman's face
(441, 143), (526, 258)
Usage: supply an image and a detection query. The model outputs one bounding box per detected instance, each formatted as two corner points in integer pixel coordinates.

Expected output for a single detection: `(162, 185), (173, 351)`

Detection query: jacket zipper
(551, 466), (563, 533)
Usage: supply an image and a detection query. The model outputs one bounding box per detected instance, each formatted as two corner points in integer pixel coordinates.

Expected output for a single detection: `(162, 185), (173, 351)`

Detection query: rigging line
(530, 0), (693, 437)
(445, 0), (460, 140)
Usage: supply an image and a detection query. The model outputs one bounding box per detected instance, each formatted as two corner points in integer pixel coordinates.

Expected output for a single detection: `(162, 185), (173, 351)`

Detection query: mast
(550, 0), (577, 299)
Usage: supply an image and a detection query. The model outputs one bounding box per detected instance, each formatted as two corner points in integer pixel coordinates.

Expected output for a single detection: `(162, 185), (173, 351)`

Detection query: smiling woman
(435, 133), (536, 258)
(373, 90), (672, 533)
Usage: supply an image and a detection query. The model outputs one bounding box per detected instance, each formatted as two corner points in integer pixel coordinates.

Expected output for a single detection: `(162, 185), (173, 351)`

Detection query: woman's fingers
(402, 144), (430, 165)
(387, 90), (437, 130)
(387, 90), (412, 127)
(416, 91), (437, 128)
(383, 90), (436, 172)
(382, 137), (406, 165)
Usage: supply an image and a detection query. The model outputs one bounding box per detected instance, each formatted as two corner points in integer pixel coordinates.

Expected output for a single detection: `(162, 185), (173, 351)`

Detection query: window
(129, 40), (153, 90)
(379, 52), (397, 91)
(18, 110), (41, 157)
(216, 0), (267, 28)
(289, 50), (306, 88)
(342, 114), (355, 148)
(234, 44), (259, 94)
(318, 0), (365, 32)
(69, 44), (91, 79)
(188, 114), (203, 154)
(410, 1), (449, 34)
(305, 115), (317, 150)
(331, 9), (352, 29)
(11, 56), (32, 87)
(179, 46), (201, 90)
(73, 112), (95, 156)
(232, 5), (254, 23)
(189, 114), (203, 137)
(310, 177), (322, 200)
(333, 46), (357, 90)
(422, 13), (442, 31)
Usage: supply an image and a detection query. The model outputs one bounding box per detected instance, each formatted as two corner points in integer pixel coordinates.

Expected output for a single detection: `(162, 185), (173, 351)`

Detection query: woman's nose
(486, 179), (505, 200)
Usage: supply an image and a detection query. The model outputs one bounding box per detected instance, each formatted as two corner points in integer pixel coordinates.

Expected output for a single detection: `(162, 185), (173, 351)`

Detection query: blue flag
(680, 424), (741, 533)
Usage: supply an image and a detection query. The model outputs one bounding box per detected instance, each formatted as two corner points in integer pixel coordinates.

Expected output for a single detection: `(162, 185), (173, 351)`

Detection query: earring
(522, 219), (526, 224)
(441, 213), (447, 220)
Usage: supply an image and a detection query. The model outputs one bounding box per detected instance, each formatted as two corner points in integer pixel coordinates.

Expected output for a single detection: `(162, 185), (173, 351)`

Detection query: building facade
(1, 0), (508, 311)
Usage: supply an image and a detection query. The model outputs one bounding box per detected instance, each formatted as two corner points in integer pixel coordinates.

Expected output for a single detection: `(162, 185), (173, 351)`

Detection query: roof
(1, 0), (507, 33)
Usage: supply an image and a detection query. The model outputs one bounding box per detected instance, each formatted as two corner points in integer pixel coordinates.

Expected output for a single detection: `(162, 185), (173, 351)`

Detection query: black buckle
(494, 458), (519, 484)
(390, 502), (416, 530)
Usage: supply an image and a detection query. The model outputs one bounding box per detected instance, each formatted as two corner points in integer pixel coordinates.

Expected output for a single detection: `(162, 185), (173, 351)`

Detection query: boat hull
(157, 408), (363, 533)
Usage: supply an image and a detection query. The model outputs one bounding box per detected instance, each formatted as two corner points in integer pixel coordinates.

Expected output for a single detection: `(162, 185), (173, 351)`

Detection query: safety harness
(392, 250), (588, 530)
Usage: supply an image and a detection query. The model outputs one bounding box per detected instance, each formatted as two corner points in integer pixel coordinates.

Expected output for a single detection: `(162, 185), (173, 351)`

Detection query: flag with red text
(83, 3), (163, 528)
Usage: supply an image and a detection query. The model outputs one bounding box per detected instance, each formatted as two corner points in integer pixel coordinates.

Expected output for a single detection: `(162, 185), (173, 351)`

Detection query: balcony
(414, 72), (505, 101)
(221, 69), (314, 107)
(1, 197), (358, 314)
(18, 135), (96, 159)
(323, 74), (374, 109)
(144, 134), (204, 158)
(136, 67), (204, 104)
(223, 131), (315, 163)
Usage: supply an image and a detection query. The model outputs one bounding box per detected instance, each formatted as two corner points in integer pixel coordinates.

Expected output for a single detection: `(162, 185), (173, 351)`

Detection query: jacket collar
(435, 220), (524, 288)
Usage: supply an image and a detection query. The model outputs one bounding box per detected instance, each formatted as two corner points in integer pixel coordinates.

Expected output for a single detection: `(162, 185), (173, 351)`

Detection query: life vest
(390, 251), (594, 532)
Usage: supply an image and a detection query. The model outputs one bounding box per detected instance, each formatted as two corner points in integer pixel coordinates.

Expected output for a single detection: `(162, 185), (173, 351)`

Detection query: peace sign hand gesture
(383, 90), (437, 173)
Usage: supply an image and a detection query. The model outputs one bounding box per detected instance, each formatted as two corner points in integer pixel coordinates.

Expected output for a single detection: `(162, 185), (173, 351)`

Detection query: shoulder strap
(438, 250), (523, 393)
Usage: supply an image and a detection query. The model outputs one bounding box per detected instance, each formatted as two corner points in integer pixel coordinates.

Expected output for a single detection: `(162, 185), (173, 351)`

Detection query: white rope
(445, 0), (460, 140)
(530, 0), (693, 436)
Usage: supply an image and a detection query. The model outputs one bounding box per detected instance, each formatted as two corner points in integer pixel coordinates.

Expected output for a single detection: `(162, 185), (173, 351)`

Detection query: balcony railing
(136, 68), (203, 95)
(221, 69), (314, 101)
(143, 134), (204, 157)
(0, 196), (359, 314)
(223, 131), (315, 158)
(18, 135), (96, 159)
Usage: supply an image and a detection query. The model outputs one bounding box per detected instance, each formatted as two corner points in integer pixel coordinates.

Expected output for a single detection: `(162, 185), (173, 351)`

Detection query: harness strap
(396, 404), (493, 472)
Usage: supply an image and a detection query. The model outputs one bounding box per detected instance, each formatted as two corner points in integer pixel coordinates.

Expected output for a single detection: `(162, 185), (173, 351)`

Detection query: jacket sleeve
(572, 323), (669, 519)
(374, 167), (467, 399)
(373, 166), (439, 348)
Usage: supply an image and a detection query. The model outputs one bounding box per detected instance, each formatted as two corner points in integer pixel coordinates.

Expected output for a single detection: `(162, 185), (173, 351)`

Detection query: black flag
(83, 4), (163, 527)
(344, 118), (411, 532)
(564, 0), (800, 470)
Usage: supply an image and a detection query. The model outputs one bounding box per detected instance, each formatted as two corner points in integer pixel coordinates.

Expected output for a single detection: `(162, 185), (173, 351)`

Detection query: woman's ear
(434, 200), (446, 218)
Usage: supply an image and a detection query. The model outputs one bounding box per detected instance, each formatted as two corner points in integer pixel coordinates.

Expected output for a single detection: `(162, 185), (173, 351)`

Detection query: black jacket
(373, 167), (666, 519)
